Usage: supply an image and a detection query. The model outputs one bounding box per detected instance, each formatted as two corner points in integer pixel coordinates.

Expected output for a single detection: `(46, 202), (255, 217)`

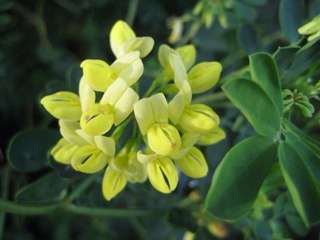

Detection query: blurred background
(1, 0), (320, 239)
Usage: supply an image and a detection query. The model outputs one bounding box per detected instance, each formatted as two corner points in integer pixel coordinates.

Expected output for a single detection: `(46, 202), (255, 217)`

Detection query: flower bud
(197, 126), (226, 145)
(175, 147), (208, 178)
(110, 20), (136, 57)
(147, 123), (181, 156)
(298, 15), (320, 41)
(40, 91), (82, 121)
(188, 62), (222, 93)
(179, 104), (220, 134)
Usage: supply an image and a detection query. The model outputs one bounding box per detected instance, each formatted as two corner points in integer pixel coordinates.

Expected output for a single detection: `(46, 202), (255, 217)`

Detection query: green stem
(67, 173), (99, 201)
(126, 0), (139, 26)
(0, 166), (10, 239)
(67, 205), (158, 217)
(143, 74), (168, 97)
(0, 199), (163, 217)
(0, 199), (64, 215)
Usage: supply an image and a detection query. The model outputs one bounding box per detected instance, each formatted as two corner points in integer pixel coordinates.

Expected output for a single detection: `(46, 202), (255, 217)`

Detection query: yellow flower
(102, 166), (127, 201)
(40, 91), (82, 121)
(179, 104), (220, 134)
(102, 146), (147, 200)
(188, 62), (222, 93)
(81, 51), (143, 92)
(80, 77), (139, 136)
(110, 20), (154, 58)
(298, 15), (320, 41)
(158, 44), (196, 80)
(170, 133), (208, 178)
(168, 55), (221, 135)
(137, 151), (178, 194)
(196, 126), (226, 146)
(51, 120), (115, 174)
(134, 93), (181, 155)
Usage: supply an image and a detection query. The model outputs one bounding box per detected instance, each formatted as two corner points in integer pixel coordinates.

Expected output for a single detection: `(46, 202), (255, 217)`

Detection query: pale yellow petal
(150, 93), (168, 123)
(111, 51), (143, 86)
(102, 167), (127, 201)
(177, 44), (196, 70)
(147, 123), (181, 156)
(137, 150), (156, 164)
(175, 147), (208, 178)
(94, 136), (116, 157)
(40, 91), (82, 121)
(81, 59), (116, 92)
(100, 77), (128, 106)
(79, 77), (96, 112)
(71, 145), (108, 173)
(188, 62), (222, 93)
(122, 37), (154, 58)
(179, 104), (220, 134)
(80, 104), (114, 136)
(59, 120), (87, 146)
(147, 157), (178, 193)
(196, 126), (226, 145)
(110, 20), (136, 58)
(51, 138), (78, 164)
(134, 98), (155, 135)
(113, 87), (139, 125)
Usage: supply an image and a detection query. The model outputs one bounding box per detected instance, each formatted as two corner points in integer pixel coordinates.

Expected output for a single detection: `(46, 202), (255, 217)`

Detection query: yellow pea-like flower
(147, 123), (181, 156)
(102, 166), (127, 201)
(147, 157), (178, 193)
(110, 20), (154, 58)
(81, 60), (116, 92)
(51, 138), (78, 164)
(188, 62), (222, 94)
(174, 146), (208, 178)
(71, 145), (109, 173)
(80, 103), (114, 136)
(298, 15), (320, 41)
(196, 126), (226, 146)
(179, 104), (220, 134)
(40, 91), (82, 121)
(176, 44), (196, 71)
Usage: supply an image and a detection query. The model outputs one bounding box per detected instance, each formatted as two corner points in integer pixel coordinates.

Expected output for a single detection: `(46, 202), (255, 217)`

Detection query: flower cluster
(41, 20), (225, 201)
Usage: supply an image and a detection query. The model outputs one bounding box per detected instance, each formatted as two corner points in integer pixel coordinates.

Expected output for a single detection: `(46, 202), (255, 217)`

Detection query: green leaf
(279, 0), (304, 42)
(285, 212), (309, 237)
(222, 78), (281, 138)
(273, 46), (300, 80)
(278, 142), (320, 226)
(237, 24), (259, 54)
(284, 131), (320, 183)
(205, 135), (277, 220)
(15, 172), (70, 204)
(243, 0), (266, 6)
(283, 119), (320, 158)
(234, 2), (257, 22)
(249, 52), (283, 115)
(7, 128), (60, 172)
(287, 37), (320, 78)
